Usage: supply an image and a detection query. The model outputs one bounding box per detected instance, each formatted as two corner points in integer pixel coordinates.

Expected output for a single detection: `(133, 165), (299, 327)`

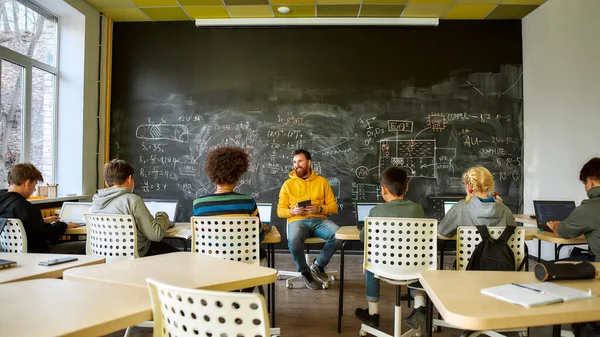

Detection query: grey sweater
(557, 186), (600, 261)
(438, 197), (515, 237)
(90, 187), (170, 256)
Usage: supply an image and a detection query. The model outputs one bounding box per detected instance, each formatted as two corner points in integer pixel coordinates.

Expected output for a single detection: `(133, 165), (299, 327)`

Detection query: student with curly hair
(193, 146), (270, 246)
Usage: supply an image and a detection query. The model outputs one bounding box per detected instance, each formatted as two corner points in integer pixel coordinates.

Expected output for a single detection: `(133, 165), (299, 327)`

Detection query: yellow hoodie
(277, 169), (338, 222)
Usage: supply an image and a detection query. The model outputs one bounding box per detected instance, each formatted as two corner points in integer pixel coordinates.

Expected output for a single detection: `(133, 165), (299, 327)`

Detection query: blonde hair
(462, 166), (503, 203)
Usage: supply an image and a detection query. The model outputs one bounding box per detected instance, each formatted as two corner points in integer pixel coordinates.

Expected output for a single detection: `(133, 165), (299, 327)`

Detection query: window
(0, 0), (57, 187)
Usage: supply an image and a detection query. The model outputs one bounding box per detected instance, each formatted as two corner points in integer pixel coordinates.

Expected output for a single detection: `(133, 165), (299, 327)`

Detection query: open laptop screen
(356, 202), (381, 225)
(257, 202), (272, 224)
(144, 199), (178, 221)
(443, 201), (458, 215)
(533, 200), (576, 231)
(59, 202), (92, 225)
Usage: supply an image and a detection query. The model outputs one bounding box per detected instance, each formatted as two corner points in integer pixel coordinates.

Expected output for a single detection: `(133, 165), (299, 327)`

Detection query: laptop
(443, 201), (458, 215)
(356, 202), (382, 226)
(144, 199), (179, 223)
(59, 202), (92, 225)
(256, 202), (272, 224)
(533, 200), (576, 232)
(0, 259), (16, 269)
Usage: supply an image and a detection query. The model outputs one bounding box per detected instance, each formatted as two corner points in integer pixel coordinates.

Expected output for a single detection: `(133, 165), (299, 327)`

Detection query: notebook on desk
(533, 200), (576, 232)
(59, 202), (92, 225)
(481, 282), (593, 308)
(0, 259), (16, 269)
(356, 202), (382, 226)
(143, 199), (178, 225)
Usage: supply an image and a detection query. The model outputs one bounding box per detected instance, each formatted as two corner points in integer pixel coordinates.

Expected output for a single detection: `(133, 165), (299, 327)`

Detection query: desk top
(534, 230), (587, 244)
(420, 269), (600, 331)
(336, 226), (360, 240)
(63, 251), (277, 291)
(0, 253), (105, 284)
(0, 279), (151, 337)
(514, 214), (537, 226)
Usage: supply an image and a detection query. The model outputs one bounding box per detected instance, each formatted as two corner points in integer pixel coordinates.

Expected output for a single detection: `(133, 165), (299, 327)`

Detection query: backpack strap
(517, 243), (529, 271)
(496, 225), (516, 245)
(476, 225), (491, 242)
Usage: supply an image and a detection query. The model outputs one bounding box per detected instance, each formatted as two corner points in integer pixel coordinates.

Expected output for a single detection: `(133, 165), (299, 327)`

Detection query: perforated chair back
(191, 216), (261, 265)
(456, 226), (526, 271)
(147, 278), (271, 337)
(85, 213), (139, 262)
(364, 217), (438, 281)
(0, 219), (27, 253)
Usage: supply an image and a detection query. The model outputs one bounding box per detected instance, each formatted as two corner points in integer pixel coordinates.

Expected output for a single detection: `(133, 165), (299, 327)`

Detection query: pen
(511, 283), (543, 293)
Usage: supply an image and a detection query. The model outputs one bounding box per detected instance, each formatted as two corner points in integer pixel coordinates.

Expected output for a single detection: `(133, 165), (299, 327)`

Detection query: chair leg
(123, 327), (131, 337)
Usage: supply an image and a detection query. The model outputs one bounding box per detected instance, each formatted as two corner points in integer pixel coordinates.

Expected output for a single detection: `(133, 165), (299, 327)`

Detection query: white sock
(368, 301), (379, 315)
(414, 295), (425, 309)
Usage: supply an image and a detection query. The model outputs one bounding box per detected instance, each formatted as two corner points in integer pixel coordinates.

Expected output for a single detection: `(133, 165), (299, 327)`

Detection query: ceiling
(84, 0), (547, 22)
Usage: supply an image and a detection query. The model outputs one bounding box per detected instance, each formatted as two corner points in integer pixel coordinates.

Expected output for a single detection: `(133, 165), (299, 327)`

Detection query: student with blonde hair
(438, 166), (515, 237)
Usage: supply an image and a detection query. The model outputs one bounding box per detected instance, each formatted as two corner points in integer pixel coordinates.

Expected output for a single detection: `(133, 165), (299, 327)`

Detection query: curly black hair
(205, 147), (249, 185)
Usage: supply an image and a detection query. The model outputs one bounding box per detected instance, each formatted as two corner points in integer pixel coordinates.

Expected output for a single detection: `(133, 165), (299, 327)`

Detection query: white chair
(276, 220), (339, 289)
(0, 218), (27, 253)
(360, 217), (438, 337)
(147, 278), (275, 337)
(85, 213), (139, 262)
(432, 226), (528, 337)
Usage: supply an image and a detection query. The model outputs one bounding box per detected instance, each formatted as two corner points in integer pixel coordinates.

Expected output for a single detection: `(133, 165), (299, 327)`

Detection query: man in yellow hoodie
(277, 149), (341, 290)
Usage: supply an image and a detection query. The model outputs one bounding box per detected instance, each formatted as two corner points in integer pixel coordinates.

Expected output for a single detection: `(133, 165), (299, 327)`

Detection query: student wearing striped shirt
(192, 147), (270, 256)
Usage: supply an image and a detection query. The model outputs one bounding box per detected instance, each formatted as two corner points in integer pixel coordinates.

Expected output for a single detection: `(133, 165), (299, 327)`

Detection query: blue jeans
(287, 217), (340, 273)
(366, 270), (423, 302)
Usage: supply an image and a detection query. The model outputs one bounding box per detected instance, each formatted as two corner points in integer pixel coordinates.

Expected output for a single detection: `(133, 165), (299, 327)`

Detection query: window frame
(0, 0), (59, 183)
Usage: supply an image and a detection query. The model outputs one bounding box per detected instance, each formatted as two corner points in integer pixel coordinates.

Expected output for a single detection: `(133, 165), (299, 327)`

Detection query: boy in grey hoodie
(91, 159), (177, 257)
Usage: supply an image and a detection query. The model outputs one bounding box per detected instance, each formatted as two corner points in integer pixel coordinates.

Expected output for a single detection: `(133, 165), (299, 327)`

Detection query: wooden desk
(420, 269), (600, 336)
(63, 251), (277, 291)
(514, 214), (537, 226)
(534, 230), (588, 261)
(0, 253), (104, 284)
(0, 279), (151, 337)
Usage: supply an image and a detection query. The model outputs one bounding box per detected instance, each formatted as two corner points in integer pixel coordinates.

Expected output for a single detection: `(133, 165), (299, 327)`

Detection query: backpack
(466, 225), (525, 271)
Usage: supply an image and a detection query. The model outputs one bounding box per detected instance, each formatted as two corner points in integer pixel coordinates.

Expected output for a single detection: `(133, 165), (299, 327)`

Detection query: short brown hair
(379, 166), (408, 196)
(104, 159), (135, 187)
(580, 157), (600, 183)
(205, 147), (248, 185)
(7, 163), (43, 186)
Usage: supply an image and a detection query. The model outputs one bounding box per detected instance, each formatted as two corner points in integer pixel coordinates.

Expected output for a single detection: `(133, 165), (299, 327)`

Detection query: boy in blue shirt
(354, 166), (424, 329)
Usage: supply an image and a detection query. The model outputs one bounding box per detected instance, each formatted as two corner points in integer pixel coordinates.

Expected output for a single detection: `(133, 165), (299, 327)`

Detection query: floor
(106, 252), (561, 337)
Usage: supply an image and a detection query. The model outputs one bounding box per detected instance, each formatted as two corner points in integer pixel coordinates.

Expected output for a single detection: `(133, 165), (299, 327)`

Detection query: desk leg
(337, 240), (348, 333)
(538, 239), (542, 262)
(426, 296), (433, 337)
(268, 242), (276, 326)
(552, 324), (561, 337)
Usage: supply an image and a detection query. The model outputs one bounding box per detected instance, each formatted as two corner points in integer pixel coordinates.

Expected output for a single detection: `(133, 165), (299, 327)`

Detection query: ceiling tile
(132, 0), (180, 6)
(184, 5), (231, 17)
(85, 0), (135, 10)
(444, 4), (495, 19)
(140, 7), (191, 20)
(179, 0), (225, 5)
(409, 0), (453, 4)
(454, 0), (500, 4)
(362, 0), (407, 4)
(359, 5), (405, 17)
(225, 0), (269, 6)
(228, 5), (273, 17)
(317, 4), (359, 16)
(485, 4), (538, 19)
(273, 5), (315, 17)
(271, 0), (313, 4)
(401, 4), (450, 18)
(502, 0), (546, 4)
(318, 0), (361, 5)
(101, 8), (150, 21)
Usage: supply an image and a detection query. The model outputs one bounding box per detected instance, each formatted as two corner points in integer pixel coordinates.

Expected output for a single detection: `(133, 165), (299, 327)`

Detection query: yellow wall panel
(273, 5), (315, 17)
(318, 0), (361, 5)
(502, 0), (546, 4)
(271, 0), (314, 4)
(317, 4), (359, 16)
(454, 0), (499, 4)
(360, 5), (405, 17)
(180, 0), (225, 5)
(141, 7), (191, 20)
(132, 0), (180, 6)
(185, 6), (231, 18)
(409, 0), (453, 4)
(402, 4), (450, 18)
(444, 4), (495, 19)
(228, 5), (273, 17)
(486, 4), (538, 19)
(85, 0), (135, 9)
(363, 0), (406, 3)
(101, 8), (150, 21)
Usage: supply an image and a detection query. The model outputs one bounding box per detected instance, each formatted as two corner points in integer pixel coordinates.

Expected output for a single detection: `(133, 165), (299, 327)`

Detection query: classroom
(0, 0), (599, 336)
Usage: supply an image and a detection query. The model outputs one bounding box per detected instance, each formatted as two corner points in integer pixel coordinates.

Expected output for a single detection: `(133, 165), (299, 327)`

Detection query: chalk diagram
(136, 124), (190, 143)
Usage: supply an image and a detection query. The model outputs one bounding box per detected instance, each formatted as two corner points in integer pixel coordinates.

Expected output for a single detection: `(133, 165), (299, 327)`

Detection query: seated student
(192, 146), (270, 259)
(354, 166), (425, 329)
(547, 158), (600, 337)
(91, 159), (177, 257)
(0, 163), (84, 254)
(439, 166), (515, 237)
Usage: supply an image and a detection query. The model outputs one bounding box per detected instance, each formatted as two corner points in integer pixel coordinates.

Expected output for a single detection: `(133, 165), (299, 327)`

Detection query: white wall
(523, 0), (600, 259)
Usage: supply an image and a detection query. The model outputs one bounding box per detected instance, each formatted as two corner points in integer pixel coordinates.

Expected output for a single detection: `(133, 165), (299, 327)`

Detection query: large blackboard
(110, 22), (524, 237)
